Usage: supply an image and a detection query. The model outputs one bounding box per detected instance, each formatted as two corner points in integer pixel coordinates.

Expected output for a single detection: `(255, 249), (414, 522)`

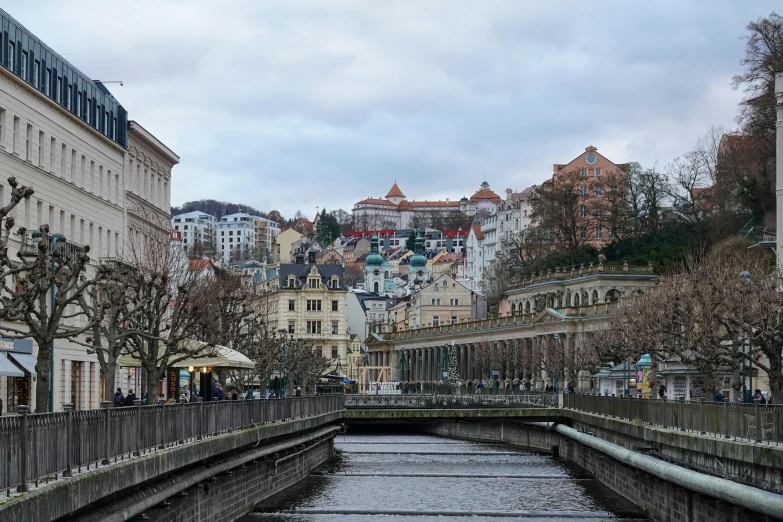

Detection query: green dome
(409, 231), (427, 268)
(410, 253), (427, 268)
(366, 253), (384, 267)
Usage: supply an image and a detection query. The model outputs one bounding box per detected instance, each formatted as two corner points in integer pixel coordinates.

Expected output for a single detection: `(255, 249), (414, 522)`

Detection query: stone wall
(427, 420), (777, 522)
(141, 438), (334, 522)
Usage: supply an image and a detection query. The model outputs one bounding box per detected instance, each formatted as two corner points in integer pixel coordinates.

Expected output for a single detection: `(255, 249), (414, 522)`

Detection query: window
(432, 316), (440, 326)
(0, 108), (5, 149)
(595, 168), (602, 176)
(12, 116), (19, 154)
(77, 92), (82, 116)
(309, 278), (320, 289)
(449, 298), (459, 306)
(38, 130), (44, 167)
(332, 300), (338, 312)
(595, 186), (604, 196)
(596, 226), (603, 240)
(579, 185), (587, 196)
(306, 320), (322, 334)
(580, 168), (587, 177)
(288, 300), (295, 311)
(451, 316), (458, 324)
(431, 298), (441, 306)
(104, 112), (109, 134)
(66, 85), (71, 110)
(580, 205), (587, 218)
(113, 118), (117, 139)
(45, 69), (50, 96)
(331, 346), (338, 359)
(25, 124), (31, 161)
(56, 77), (62, 103)
(332, 321), (339, 334)
(7, 42), (14, 71)
(306, 299), (322, 311)
(20, 51), (26, 80)
(288, 321), (295, 334)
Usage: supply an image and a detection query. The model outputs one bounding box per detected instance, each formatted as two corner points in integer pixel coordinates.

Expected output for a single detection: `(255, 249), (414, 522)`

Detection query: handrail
(1, 395), (343, 494)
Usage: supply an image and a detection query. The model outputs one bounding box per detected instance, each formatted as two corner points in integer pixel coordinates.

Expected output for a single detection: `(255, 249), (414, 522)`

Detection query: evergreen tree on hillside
(315, 207), (341, 247)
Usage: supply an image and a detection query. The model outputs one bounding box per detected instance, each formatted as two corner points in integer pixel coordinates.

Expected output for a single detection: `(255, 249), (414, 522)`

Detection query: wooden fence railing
(0, 395), (343, 494)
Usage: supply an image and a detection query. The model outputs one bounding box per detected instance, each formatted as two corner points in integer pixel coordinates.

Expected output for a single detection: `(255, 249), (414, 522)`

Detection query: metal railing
(344, 393), (558, 409)
(0, 395), (342, 494)
(563, 393), (783, 445)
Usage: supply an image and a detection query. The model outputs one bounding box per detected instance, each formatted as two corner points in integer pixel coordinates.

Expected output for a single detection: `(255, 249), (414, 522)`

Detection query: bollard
(755, 403), (762, 443)
(62, 403), (74, 477)
(100, 401), (112, 465)
(17, 405), (30, 492)
(179, 399), (187, 444)
(133, 399), (142, 456)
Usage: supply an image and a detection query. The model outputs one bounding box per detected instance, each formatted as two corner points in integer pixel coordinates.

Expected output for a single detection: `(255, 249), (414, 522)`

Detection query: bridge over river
(2, 393), (783, 522)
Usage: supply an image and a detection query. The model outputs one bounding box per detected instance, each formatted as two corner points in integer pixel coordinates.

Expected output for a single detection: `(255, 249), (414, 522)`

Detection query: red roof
(471, 224), (484, 240)
(442, 229), (468, 238)
(357, 197), (397, 207)
(189, 259), (211, 272)
(410, 200), (460, 208)
(435, 253), (464, 264)
(386, 182), (405, 198)
(468, 188), (501, 203)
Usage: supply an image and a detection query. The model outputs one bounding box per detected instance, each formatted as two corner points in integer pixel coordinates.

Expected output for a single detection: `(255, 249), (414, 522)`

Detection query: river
(240, 433), (650, 522)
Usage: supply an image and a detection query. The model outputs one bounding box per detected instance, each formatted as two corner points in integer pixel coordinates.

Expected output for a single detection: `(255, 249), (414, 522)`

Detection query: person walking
(658, 384), (666, 399)
(211, 383), (225, 401)
(295, 387), (302, 397)
(712, 390), (724, 403)
(113, 388), (125, 407)
(754, 389), (767, 405)
(124, 390), (136, 406)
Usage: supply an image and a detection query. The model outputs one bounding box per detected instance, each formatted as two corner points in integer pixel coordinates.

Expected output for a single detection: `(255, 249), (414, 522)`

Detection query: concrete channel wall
(0, 411), (343, 522)
(426, 420), (782, 522)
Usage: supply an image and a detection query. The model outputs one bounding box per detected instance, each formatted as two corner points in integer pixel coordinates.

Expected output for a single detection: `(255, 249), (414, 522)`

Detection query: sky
(4, 1), (778, 219)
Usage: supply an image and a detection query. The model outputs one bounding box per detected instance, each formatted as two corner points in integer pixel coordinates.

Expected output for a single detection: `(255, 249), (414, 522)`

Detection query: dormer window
(287, 276), (296, 288)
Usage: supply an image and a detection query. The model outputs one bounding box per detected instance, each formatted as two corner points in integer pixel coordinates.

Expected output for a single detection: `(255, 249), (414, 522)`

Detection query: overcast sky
(4, 1), (778, 219)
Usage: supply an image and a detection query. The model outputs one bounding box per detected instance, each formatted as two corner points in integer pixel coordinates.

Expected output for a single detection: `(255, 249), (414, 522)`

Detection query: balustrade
(0, 395), (342, 493)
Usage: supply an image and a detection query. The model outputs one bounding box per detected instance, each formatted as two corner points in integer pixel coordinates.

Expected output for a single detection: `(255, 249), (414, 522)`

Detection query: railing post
(197, 397), (204, 440)
(679, 399), (685, 431)
(699, 400), (706, 435)
(723, 401), (730, 439)
(62, 403), (74, 477)
(755, 403), (762, 443)
(133, 399), (142, 456)
(100, 401), (112, 465)
(662, 399), (667, 429)
(157, 399), (166, 449)
(179, 399), (187, 444)
(17, 405), (30, 492)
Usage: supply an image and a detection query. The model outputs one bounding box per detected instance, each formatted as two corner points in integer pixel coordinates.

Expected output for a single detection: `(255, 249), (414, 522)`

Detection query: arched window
(592, 290), (599, 304)
(511, 303), (516, 315)
(574, 293), (580, 307)
(606, 289), (620, 302)
(525, 301), (531, 314)
(384, 271), (389, 279)
(373, 281), (379, 293)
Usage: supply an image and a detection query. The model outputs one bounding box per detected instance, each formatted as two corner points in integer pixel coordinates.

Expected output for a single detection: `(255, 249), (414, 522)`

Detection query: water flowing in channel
(241, 433), (650, 522)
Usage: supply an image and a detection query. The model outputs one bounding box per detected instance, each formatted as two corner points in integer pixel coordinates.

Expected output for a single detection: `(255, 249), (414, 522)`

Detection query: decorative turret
(366, 232), (384, 267)
(409, 232), (427, 269)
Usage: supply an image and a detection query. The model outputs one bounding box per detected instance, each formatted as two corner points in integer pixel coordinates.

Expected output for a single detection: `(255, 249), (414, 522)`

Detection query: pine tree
(447, 345), (460, 383)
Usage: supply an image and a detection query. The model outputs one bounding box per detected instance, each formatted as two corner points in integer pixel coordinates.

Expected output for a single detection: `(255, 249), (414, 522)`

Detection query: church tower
(365, 232), (386, 295)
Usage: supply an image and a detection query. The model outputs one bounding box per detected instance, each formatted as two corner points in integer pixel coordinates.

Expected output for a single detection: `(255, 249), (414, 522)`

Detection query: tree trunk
(768, 356), (783, 405)
(34, 338), (51, 413)
(146, 369), (160, 403)
(103, 360), (117, 403)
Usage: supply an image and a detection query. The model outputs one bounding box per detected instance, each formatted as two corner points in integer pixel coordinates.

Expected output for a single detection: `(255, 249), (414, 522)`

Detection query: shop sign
(0, 338), (33, 354)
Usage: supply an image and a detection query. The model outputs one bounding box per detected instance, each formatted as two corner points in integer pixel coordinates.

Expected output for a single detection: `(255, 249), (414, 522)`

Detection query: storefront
(0, 338), (36, 413)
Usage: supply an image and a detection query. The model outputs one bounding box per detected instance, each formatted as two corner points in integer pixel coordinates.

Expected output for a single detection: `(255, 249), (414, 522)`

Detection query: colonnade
(377, 332), (593, 391)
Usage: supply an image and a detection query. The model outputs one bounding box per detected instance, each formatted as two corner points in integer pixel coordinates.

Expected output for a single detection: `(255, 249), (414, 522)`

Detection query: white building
(217, 212), (280, 263)
(464, 222), (485, 293)
(353, 181), (502, 230)
(171, 211), (217, 255)
(0, 8), (177, 411)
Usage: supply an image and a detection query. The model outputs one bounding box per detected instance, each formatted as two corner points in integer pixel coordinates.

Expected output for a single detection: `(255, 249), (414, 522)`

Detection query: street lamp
(48, 232), (66, 412)
(553, 334), (561, 393)
(396, 348), (409, 393)
(740, 271), (753, 403)
(492, 340), (499, 389)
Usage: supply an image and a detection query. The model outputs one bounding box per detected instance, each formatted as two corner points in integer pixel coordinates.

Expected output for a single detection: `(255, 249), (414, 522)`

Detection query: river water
(240, 433), (650, 522)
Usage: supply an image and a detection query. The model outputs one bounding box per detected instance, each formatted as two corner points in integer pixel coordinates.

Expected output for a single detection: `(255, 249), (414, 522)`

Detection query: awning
(8, 353), (37, 377)
(0, 355), (24, 377)
(117, 340), (254, 370)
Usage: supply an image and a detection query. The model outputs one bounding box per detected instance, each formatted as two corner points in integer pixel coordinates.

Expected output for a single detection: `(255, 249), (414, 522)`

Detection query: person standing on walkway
(712, 390), (724, 403)
(113, 388), (125, 407)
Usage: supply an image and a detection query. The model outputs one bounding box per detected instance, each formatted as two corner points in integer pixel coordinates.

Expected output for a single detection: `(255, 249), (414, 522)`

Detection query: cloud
(3, 0), (776, 219)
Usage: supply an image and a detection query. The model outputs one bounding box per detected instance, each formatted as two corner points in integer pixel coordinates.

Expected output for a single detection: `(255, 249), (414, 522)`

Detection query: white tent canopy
(117, 340), (254, 370)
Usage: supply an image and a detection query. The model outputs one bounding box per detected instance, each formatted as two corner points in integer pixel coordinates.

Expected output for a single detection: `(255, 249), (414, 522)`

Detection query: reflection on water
(240, 434), (650, 522)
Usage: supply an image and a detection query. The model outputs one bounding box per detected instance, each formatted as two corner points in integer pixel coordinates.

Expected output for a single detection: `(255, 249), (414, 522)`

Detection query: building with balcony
(258, 250), (349, 374)
(171, 211), (217, 256)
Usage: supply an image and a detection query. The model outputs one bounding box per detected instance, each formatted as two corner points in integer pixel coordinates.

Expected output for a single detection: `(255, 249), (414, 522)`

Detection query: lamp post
(492, 340), (499, 389)
(440, 343), (451, 393)
(48, 232), (66, 412)
(553, 333), (561, 393)
(740, 271), (753, 403)
(396, 348), (409, 393)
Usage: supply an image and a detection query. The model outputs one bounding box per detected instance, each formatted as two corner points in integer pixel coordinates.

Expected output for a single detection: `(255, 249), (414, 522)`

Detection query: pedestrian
(295, 387), (302, 397)
(658, 384), (666, 399)
(754, 389), (767, 405)
(211, 382), (224, 401)
(113, 388), (125, 408)
(712, 390), (724, 403)
(231, 389), (238, 401)
(124, 389), (136, 406)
